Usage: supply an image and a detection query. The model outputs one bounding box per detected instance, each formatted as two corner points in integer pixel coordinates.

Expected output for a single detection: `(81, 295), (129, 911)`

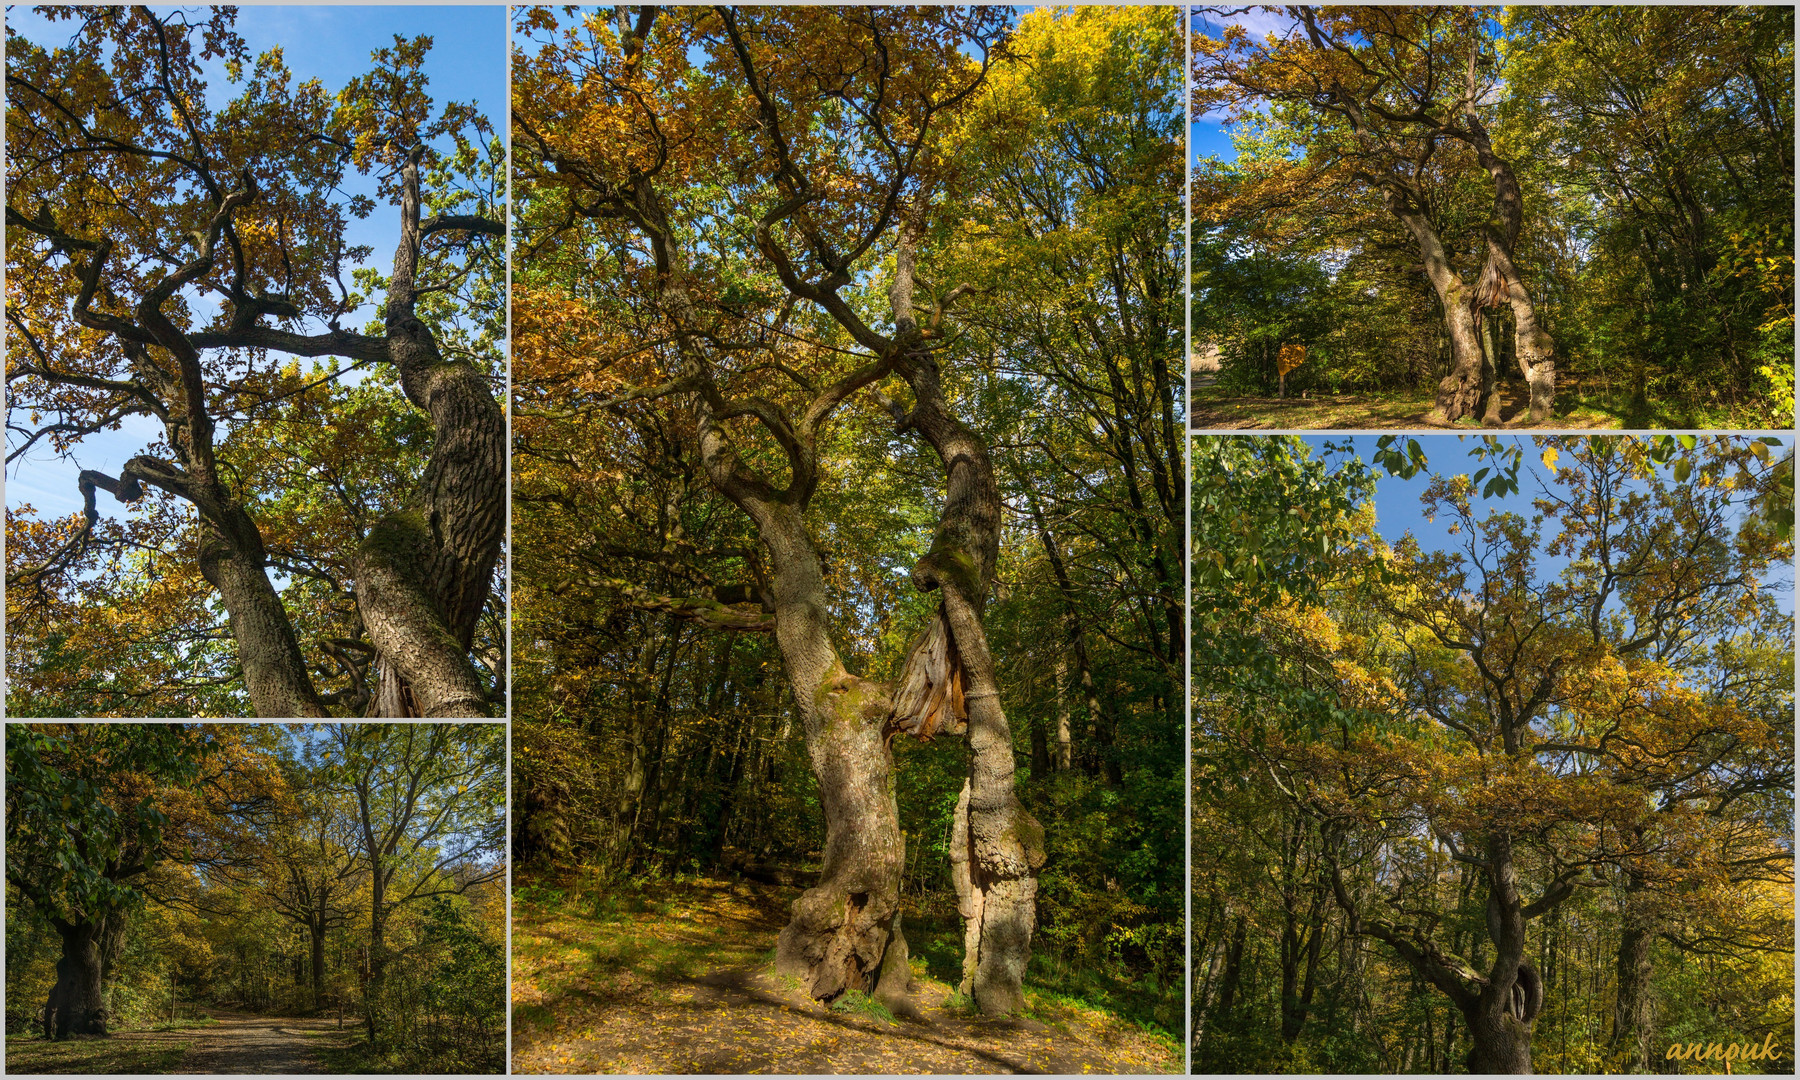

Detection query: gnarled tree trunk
(355, 151), (505, 718)
(890, 222), (1044, 1017)
(713, 481), (910, 1015)
(44, 916), (108, 1039)
(1378, 183), (1487, 423)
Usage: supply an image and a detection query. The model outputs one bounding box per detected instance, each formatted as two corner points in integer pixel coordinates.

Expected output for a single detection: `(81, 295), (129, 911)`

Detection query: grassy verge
(4, 1033), (189, 1075)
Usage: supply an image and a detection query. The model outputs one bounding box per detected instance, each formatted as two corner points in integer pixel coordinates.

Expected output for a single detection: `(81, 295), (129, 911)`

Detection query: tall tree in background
(1503, 5), (1794, 419)
(5, 6), (504, 716)
(329, 723), (505, 1040)
(263, 769), (362, 1011)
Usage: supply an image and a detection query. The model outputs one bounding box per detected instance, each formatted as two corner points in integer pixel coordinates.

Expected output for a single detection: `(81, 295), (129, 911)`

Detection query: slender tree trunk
(1610, 869), (1656, 1071)
(1030, 695), (1052, 778)
(1216, 914), (1248, 1014)
(1055, 657), (1073, 771)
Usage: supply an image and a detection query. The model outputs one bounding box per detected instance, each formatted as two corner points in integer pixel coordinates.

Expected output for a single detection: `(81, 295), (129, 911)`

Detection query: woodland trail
(512, 875), (1181, 1074)
(175, 1010), (358, 1074)
(4, 1009), (359, 1075)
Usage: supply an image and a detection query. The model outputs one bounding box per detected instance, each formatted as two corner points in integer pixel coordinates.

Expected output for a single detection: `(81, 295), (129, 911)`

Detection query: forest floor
(1188, 380), (1623, 430)
(4, 1010), (360, 1074)
(512, 872), (1182, 1074)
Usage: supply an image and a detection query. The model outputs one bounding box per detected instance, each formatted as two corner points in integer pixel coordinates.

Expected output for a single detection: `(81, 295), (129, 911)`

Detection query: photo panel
(4, 721), (507, 1074)
(1187, 6), (1795, 432)
(4, 5), (508, 718)
(509, 4), (1184, 1073)
(1187, 433), (1794, 1073)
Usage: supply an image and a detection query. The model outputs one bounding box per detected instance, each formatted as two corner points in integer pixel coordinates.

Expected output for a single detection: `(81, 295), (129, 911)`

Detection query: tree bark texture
(749, 506), (910, 1014)
(354, 152), (505, 718)
(44, 917), (108, 1039)
(57, 139), (502, 717)
(1609, 871), (1656, 1072)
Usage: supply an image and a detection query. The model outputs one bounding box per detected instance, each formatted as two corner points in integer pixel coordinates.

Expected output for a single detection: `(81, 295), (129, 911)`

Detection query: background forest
(5, 723), (505, 1075)
(1191, 5), (1794, 430)
(1190, 435), (1794, 1074)
(510, 4), (1181, 1066)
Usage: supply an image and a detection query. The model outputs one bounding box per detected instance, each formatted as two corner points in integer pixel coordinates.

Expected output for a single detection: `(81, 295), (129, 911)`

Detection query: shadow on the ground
(511, 873), (1180, 1075)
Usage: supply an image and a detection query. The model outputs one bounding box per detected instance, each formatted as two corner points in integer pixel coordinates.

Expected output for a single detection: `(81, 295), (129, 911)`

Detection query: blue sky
(1189, 4), (1290, 167)
(1299, 434), (1795, 616)
(5, 5), (505, 520)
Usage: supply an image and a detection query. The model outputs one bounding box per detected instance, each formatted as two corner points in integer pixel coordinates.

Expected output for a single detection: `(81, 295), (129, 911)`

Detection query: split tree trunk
(1461, 837), (1544, 1074)
(891, 222), (1044, 1017)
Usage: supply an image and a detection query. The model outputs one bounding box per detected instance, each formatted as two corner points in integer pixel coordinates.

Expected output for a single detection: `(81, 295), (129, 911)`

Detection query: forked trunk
(1462, 957), (1544, 1073)
(1463, 840), (1544, 1074)
(1381, 183), (1485, 423)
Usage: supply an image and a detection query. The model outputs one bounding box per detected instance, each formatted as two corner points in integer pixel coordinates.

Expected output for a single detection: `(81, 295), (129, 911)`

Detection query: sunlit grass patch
(4, 1033), (190, 1075)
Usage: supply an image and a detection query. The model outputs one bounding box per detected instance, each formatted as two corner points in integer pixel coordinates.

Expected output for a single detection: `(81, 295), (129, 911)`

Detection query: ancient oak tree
(5, 7), (504, 716)
(1197, 5), (1558, 423)
(513, 4), (1045, 1015)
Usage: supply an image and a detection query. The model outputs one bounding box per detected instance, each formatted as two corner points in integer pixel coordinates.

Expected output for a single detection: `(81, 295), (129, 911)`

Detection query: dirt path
(174, 1010), (358, 1074)
(513, 876), (1180, 1075)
